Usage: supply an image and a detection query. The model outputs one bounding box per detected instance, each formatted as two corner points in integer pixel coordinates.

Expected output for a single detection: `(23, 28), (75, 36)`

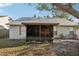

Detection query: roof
(16, 17), (37, 21)
(0, 15), (9, 17)
(7, 17), (78, 26)
(0, 25), (5, 29)
(0, 16), (11, 29)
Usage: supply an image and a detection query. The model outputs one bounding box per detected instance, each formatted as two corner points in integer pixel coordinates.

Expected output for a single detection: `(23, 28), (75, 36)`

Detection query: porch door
(41, 25), (53, 37)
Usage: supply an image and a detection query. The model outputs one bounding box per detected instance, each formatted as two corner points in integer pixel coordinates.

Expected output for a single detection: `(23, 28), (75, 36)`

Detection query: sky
(0, 3), (52, 20)
(0, 3), (79, 21)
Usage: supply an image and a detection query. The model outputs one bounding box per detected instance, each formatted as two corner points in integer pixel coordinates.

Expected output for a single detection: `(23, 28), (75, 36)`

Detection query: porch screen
(27, 25), (53, 37)
(27, 25), (39, 37)
(41, 25), (53, 37)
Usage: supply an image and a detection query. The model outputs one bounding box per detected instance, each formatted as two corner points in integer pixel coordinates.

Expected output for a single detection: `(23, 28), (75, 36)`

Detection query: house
(7, 17), (78, 40)
(0, 16), (12, 38)
(0, 16), (12, 29)
(0, 25), (5, 29)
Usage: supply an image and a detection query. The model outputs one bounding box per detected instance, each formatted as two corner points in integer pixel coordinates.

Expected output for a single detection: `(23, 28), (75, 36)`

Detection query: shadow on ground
(0, 39), (26, 48)
(0, 39), (79, 56)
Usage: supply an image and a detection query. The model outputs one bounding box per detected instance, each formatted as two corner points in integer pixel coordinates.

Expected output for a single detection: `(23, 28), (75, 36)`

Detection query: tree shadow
(0, 39), (26, 49)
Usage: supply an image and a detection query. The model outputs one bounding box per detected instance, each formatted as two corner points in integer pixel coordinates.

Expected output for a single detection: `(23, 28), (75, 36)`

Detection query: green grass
(0, 38), (27, 48)
(0, 38), (78, 56)
(0, 38), (56, 56)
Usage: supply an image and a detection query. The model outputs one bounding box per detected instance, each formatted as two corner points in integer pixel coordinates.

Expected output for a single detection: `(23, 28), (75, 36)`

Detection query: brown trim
(7, 23), (77, 27)
(22, 23), (59, 25)
(8, 25), (23, 26)
(7, 24), (22, 26)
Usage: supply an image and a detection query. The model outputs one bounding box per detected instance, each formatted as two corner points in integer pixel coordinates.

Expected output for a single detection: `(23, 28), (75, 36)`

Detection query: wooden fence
(0, 29), (9, 38)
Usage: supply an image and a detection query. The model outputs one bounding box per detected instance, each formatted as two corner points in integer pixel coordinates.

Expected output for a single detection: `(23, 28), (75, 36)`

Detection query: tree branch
(53, 3), (79, 19)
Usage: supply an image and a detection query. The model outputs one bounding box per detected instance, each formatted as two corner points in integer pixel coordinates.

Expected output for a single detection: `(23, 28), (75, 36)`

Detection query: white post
(53, 26), (57, 38)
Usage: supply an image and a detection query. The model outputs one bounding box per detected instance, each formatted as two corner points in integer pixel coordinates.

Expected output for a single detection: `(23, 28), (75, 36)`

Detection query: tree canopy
(36, 3), (79, 19)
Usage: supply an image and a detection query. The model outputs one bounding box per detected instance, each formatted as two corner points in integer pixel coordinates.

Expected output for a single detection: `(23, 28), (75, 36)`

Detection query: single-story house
(7, 17), (78, 40)
(0, 16), (12, 38)
(0, 16), (12, 29)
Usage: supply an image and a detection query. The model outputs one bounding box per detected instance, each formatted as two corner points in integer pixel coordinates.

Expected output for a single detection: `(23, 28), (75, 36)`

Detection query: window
(70, 31), (74, 35)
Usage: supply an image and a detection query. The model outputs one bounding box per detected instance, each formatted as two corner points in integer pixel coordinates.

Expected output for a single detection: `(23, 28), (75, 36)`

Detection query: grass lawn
(0, 38), (79, 56)
(0, 38), (26, 48)
(0, 38), (57, 56)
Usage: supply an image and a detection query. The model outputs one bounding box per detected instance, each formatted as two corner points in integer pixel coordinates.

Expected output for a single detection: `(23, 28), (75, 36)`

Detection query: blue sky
(0, 3), (52, 20)
(0, 3), (79, 21)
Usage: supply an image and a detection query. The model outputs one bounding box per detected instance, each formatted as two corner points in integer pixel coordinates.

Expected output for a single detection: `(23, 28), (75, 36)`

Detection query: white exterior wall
(9, 25), (26, 39)
(9, 25), (77, 39)
(76, 29), (79, 38)
(57, 26), (75, 36)
(53, 26), (57, 37)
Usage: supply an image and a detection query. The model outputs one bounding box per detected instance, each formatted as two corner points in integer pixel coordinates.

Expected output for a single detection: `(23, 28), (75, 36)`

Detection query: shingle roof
(7, 17), (78, 26)
(15, 17), (44, 21)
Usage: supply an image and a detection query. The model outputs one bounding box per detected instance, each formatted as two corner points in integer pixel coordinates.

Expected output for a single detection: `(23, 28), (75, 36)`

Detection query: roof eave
(22, 22), (59, 25)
